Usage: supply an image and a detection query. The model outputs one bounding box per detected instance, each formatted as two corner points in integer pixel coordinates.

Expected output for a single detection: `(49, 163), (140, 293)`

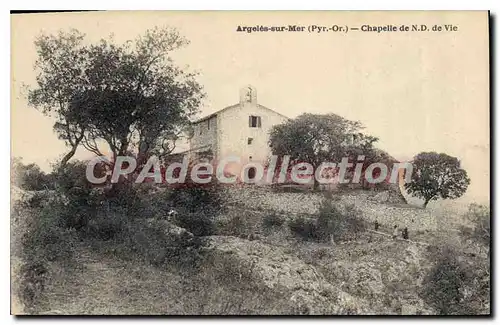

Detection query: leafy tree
(405, 152), (470, 208)
(26, 27), (204, 169)
(268, 113), (378, 189)
(26, 30), (89, 167)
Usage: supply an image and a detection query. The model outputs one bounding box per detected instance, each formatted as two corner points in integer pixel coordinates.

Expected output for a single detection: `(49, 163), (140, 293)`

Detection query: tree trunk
(110, 140), (131, 193)
(59, 146), (77, 168)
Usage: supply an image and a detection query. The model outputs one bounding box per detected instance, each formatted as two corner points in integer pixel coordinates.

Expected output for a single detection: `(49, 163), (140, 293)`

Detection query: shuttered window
(249, 116), (261, 128)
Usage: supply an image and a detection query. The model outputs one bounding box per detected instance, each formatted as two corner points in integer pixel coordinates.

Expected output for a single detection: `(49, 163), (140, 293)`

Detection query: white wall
(217, 102), (288, 175)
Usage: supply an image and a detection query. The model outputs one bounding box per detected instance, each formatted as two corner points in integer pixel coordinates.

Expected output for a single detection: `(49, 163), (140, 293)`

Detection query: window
(207, 119), (210, 130)
(247, 137), (253, 145)
(249, 115), (261, 128)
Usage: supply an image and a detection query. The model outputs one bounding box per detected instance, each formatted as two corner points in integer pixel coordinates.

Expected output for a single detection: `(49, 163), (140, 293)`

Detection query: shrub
(168, 182), (225, 214)
(317, 201), (366, 242)
(85, 207), (129, 241)
(47, 161), (106, 231)
(17, 261), (48, 312)
(262, 213), (285, 230)
(421, 247), (469, 315)
(215, 212), (255, 238)
(460, 203), (490, 248)
(116, 219), (205, 271)
(22, 191), (52, 209)
(53, 160), (95, 194)
(175, 212), (215, 237)
(15, 195), (78, 311)
(288, 216), (320, 241)
(420, 244), (490, 315)
(12, 158), (55, 191)
(20, 200), (78, 263)
(289, 199), (366, 243)
(15, 160), (223, 310)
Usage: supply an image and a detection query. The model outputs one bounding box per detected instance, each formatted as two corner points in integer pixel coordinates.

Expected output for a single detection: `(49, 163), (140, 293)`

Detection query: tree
(26, 30), (89, 167)
(268, 113), (378, 190)
(405, 152), (470, 208)
(26, 27), (204, 170)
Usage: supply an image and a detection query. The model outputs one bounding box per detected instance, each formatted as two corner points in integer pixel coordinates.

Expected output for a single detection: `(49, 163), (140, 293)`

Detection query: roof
(192, 103), (289, 124)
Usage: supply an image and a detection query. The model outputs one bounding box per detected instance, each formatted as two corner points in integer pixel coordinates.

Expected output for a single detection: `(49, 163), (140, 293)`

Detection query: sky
(11, 11), (490, 202)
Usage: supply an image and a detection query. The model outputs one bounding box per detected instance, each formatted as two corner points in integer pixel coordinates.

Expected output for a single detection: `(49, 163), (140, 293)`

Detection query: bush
(262, 213), (285, 230)
(85, 208), (129, 241)
(14, 160), (225, 311)
(421, 247), (469, 315)
(115, 219), (205, 270)
(12, 158), (55, 191)
(317, 201), (365, 242)
(421, 244), (490, 315)
(20, 199), (78, 263)
(288, 199), (366, 243)
(215, 212), (255, 238)
(288, 216), (320, 241)
(17, 261), (48, 312)
(168, 182), (225, 214)
(15, 195), (79, 311)
(175, 212), (215, 237)
(460, 203), (490, 248)
(53, 160), (95, 194)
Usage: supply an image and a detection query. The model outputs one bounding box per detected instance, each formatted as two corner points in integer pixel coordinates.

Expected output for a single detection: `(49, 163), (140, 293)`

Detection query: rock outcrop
(203, 236), (378, 314)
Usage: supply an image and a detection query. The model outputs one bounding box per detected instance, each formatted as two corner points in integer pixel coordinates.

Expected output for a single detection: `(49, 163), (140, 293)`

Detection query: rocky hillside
(203, 234), (435, 315)
(11, 185), (488, 315)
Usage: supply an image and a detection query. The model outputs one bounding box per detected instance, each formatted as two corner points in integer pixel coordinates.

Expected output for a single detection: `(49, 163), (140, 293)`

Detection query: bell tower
(239, 85), (257, 105)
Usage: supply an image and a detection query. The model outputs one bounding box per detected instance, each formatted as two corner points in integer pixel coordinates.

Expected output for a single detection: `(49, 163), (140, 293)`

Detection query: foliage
(215, 213), (254, 238)
(19, 196), (78, 263)
(26, 27), (204, 167)
(421, 247), (468, 314)
(14, 192), (79, 311)
(115, 219), (205, 270)
(12, 158), (54, 191)
(14, 177), (211, 311)
(168, 182), (225, 215)
(268, 113), (378, 189)
(460, 203), (490, 248)
(288, 199), (365, 242)
(404, 152), (470, 207)
(262, 213), (285, 229)
(316, 201), (366, 243)
(420, 246), (489, 315)
(175, 212), (215, 237)
(288, 216), (320, 241)
(17, 261), (48, 311)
